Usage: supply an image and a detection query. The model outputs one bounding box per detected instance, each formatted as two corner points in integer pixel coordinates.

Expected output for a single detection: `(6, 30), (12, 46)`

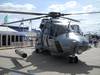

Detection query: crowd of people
(88, 34), (100, 47)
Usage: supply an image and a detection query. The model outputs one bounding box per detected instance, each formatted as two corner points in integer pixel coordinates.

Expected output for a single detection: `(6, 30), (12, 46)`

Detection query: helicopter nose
(69, 32), (90, 53)
(69, 32), (89, 44)
(77, 40), (89, 48)
(76, 39), (89, 46)
(75, 40), (90, 54)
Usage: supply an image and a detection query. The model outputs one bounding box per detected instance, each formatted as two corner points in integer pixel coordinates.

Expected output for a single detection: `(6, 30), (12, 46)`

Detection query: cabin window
(54, 25), (68, 36)
(70, 25), (80, 32)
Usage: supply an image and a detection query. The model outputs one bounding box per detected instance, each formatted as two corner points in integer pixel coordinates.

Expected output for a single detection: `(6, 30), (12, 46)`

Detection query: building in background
(0, 25), (38, 48)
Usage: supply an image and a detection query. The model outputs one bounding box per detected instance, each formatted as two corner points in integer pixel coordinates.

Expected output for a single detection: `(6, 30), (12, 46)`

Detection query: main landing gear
(35, 49), (78, 63)
(68, 56), (78, 63)
(35, 48), (51, 55)
(35, 49), (42, 53)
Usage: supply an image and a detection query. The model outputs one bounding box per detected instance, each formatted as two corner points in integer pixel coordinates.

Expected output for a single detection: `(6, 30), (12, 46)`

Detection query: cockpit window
(71, 25), (79, 31)
(53, 25), (68, 36)
(53, 24), (82, 36)
(70, 25), (82, 34)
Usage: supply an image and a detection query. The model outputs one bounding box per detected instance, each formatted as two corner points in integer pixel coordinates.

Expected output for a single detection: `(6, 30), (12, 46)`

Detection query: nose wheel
(68, 56), (78, 63)
(35, 48), (51, 55)
(35, 49), (42, 53)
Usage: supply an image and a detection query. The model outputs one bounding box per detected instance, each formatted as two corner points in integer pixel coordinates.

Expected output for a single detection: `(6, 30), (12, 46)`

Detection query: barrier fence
(11, 39), (36, 48)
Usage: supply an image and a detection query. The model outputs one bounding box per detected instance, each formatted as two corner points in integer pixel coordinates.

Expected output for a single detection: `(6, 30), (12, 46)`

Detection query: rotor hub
(48, 12), (61, 18)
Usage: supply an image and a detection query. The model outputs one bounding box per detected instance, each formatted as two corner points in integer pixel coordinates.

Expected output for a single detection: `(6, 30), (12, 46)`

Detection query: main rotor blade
(61, 17), (80, 22)
(0, 10), (48, 15)
(63, 11), (100, 15)
(2, 16), (47, 25)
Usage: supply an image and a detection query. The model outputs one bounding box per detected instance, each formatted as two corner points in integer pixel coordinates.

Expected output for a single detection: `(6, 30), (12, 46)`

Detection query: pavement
(0, 44), (100, 75)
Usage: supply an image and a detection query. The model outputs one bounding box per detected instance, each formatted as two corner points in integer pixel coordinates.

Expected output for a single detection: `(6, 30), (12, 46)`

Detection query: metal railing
(11, 39), (36, 48)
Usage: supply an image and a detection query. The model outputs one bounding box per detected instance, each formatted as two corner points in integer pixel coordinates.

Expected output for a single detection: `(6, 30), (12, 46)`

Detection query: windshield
(70, 25), (81, 34)
(53, 24), (69, 36)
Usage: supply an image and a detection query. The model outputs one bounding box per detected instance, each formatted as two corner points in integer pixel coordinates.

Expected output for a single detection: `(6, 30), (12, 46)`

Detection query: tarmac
(0, 44), (100, 75)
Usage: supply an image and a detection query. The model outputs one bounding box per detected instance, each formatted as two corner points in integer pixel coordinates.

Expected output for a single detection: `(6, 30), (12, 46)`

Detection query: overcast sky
(0, 0), (100, 33)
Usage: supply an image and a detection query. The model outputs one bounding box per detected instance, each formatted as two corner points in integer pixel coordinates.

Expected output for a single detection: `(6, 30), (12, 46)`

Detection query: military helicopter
(0, 10), (100, 63)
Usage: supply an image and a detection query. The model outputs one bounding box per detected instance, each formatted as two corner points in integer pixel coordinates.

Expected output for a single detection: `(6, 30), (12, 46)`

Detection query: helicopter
(0, 10), (100, 63)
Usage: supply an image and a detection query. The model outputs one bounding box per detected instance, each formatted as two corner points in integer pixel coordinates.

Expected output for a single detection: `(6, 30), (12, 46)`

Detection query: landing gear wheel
(35, 49), (42, 53)
(68, 57), (73, 63)
(74, 56), (78, 63)
(42, 50), (51, 55)
(68, 56), (78, 63)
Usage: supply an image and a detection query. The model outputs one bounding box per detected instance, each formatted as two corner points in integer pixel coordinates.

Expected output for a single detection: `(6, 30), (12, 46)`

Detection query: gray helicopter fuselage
(35, 18), (90, 56)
